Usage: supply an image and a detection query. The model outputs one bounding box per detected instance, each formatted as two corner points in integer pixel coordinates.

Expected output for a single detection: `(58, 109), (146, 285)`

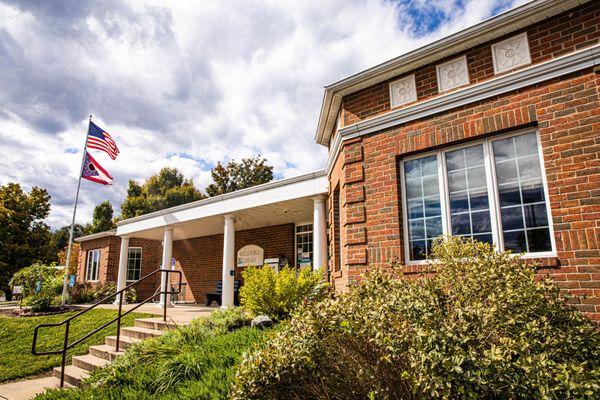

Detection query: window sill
(403, 253), (560, 272)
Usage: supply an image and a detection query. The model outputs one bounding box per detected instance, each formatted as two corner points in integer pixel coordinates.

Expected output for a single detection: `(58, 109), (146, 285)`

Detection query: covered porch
(114, 171), (328, 307)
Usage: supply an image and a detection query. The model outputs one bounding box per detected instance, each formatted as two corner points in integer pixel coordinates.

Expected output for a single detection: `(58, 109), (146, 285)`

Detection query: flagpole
(61, 115), (92, 306)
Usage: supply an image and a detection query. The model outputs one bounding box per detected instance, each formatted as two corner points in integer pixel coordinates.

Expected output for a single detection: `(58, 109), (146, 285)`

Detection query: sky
(0, 0), (531, 229)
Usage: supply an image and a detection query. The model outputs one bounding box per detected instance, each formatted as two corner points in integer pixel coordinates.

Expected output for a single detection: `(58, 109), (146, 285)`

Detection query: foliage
(120, 168), (205, 219)
(36, 308), (267, 400)
(69, 282), (137, 304)
(57, 242), (80, 275)
(206, 156), (273, 197)
(0, 309), (150, 383)
(233, 237), (600, 400)
(240, 265), (326, 321)
(51, 224), (86, 253)
(0, 183), (56, 300)
(86, 201), (116, 234)
(10, 262), (62, 311)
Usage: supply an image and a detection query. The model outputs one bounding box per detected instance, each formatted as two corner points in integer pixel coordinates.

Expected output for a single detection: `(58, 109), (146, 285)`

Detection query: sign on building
(237, 245), (264, 267)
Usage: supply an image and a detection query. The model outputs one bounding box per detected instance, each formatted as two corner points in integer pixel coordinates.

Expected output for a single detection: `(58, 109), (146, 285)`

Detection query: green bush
(239, 265), (326, 320)
(69, 282), (137, 304)
(232, 237), (600, 399)
(10, 262), (62, 311)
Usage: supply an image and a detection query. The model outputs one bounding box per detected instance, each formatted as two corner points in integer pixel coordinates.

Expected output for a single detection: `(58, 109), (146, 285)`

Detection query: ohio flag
(81, 151), (113, 185)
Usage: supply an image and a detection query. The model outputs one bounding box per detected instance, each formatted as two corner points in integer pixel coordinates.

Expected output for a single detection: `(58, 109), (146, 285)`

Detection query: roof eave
(314, 0), (590, 146)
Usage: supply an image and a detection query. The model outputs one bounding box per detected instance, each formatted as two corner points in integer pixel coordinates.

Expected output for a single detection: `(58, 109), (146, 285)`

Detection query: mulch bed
(6, 306), (84, 317)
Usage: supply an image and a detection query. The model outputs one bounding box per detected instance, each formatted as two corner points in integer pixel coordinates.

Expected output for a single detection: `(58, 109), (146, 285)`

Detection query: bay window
(401, 130), (554, 263)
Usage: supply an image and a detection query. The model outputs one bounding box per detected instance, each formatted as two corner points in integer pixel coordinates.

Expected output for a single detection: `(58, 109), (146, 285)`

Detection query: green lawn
(0, 309), (150, 382)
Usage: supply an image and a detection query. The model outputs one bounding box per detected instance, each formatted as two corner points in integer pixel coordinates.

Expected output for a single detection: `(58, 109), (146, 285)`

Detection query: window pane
(451, 213), (471, 235)
(450, 191), (469, 213)
(445, 144), (493, 244)
(501, 206), (524, 230)
(404, 155), (441, 260)
(504, 230), (527, 253)
(493, 133), (551, 253)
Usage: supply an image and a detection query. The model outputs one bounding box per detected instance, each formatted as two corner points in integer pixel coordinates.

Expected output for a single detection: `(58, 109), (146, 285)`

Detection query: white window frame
(400, 128), (556, 265)
(295, 222), (314, 268)
(126, 247), (143, 282)
(85, 249), (100, 282)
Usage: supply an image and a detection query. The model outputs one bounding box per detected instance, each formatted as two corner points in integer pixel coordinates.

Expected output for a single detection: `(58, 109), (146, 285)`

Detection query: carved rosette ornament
(492, 33), (532, 74)
(437, 56), (469, 92)
(389, 75), (417, 108)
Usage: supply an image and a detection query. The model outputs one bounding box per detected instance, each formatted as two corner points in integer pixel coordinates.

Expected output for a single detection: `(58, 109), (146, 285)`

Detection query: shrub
(239, 265), (326, 320)
(69, 282), (137, 304)
(10, 262), (62, 311)
(232, 237), (600, 399)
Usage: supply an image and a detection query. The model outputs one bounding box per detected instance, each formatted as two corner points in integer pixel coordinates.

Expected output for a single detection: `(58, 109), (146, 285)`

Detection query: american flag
(86, 121), (119, 160)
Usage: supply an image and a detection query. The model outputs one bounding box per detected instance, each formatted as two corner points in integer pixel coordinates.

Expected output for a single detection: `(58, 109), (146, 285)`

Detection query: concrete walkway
(0, 375), (66, 400)
(0, 304), (213, 400)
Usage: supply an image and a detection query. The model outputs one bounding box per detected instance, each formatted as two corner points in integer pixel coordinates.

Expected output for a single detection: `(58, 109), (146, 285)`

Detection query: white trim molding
(325, 44), (600, 175)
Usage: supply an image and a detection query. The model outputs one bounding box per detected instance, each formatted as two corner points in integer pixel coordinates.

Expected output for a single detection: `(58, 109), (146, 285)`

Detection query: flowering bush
(233, 237), (600, 399)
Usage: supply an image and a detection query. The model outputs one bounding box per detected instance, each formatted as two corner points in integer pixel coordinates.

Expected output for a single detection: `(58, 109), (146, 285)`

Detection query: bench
(205, 280), (241, 306)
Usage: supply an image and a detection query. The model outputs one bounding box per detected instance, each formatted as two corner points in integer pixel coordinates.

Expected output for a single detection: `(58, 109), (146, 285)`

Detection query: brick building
(76, 0), (600, 319)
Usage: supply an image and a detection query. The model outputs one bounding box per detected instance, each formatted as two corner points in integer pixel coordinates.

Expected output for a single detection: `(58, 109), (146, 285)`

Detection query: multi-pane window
(126, 248), (142, 281)
(493, 135), (551, 253)
(296, 224), (313, 267)
(401, 131), (554, 262)
(85, 249), (100, 281)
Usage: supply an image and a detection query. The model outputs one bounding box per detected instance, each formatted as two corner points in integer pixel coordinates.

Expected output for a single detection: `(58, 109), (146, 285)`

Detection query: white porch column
(114, 236), (130, 304)
(221, 215), (235, 308)
(158, 227), (174, 307)
(313, 196), (327, 272)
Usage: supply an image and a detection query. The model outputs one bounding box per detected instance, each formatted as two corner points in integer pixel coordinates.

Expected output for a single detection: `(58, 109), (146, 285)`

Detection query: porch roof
(115, 170), (328, 241)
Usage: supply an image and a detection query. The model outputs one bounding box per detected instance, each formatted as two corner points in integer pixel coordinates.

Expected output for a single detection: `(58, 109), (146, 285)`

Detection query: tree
(88, 201), (116, 234)
(206, 156), (274, 197)
(0, 183), (55, 300)
(52, 224), (86, 251)
(58, 242), (81, 275)
(120, 168), (205, 219)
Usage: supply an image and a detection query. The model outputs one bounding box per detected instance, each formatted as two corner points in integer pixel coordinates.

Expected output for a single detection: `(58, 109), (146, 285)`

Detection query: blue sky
(0, 0), (530, 228)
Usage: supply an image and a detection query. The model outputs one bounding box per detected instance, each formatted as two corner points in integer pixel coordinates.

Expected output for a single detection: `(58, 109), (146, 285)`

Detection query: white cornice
(75, 229), (117, 242)
(315, 0), (591, 147)
(325, 44), (600, 174)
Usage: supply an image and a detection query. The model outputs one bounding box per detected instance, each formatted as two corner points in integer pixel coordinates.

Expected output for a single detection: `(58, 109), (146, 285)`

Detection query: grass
(0, 308), (150, 382)
(35, 308), (270, 400)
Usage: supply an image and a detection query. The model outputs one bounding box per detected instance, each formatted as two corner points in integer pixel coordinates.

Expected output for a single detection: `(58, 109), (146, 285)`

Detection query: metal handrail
(31, 268), (182, 387)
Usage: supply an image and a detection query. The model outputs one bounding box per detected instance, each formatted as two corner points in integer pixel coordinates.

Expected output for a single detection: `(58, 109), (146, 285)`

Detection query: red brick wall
(342, 2), (600, 126)
(172, 223), (296, 304)
(328, 66), (600, 320)
(77, 236), (162, 301)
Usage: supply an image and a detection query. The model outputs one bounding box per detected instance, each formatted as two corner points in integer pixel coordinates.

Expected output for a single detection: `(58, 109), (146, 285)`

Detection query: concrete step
(120, 326), (163, 340)
(105, 334), (141, 349)
(134, 318), (179, 331)
(53, 364), (89, 387)
(89, 344), (125, 361)
(72, 354), (111, 372)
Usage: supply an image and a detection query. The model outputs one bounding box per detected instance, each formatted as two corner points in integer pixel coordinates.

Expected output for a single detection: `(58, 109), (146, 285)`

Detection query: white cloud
(0, 0), (530, 228)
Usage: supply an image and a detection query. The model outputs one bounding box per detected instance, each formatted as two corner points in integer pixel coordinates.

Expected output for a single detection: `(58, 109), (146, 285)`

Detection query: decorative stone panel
(389, 74), (417, 108)
(492, 32), (531, 74)
(436, 56), (469, 92)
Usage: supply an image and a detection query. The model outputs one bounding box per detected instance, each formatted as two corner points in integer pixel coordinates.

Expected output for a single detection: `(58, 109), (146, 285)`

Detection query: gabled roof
(314, 0), (590, 146)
